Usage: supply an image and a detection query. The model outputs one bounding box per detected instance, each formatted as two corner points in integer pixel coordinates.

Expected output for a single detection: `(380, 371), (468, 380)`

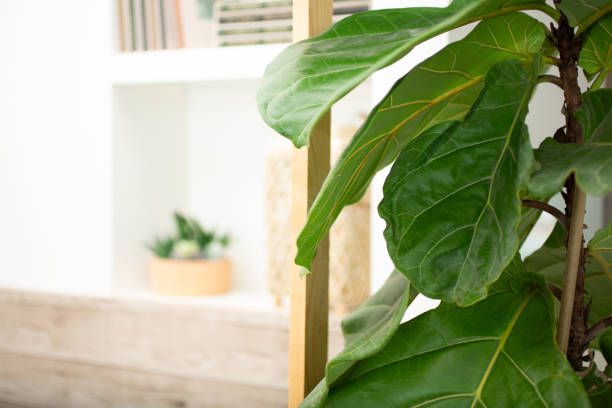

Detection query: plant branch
(556, 187), (586, 353)
(547, 283), (562, 301)
(538, 74), (564, 89)
(544, 55), (563, 66)
(552, 12), (587, 364)
(584, 316), (612, 345)
(521, 199), (568, 228)
(537, 4), (562, 21)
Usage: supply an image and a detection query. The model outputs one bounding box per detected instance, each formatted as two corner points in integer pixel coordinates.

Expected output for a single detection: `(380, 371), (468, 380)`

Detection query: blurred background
(0, 0), (608, 407)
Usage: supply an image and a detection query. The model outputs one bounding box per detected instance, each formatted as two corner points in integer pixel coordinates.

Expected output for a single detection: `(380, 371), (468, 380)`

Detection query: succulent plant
(147, 212), (229, 259)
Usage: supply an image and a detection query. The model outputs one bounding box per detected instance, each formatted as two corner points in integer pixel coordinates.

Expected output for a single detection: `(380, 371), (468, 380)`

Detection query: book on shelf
(215, 0), (370, 47)
(116, 0), (370, 51)
(117, 0), (215, 52)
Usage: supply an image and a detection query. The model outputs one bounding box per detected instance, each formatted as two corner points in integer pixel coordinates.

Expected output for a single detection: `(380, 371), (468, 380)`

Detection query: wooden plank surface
(0, 290), (288, 388)
(289, 0), (333, 406)
(0, 288), (344, 408)
(0, 351), (285, 408)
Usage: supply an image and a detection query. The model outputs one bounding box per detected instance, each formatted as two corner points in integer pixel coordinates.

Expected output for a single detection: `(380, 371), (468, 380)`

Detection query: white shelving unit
(110, 53), (377, 297)
(110, 43), (288, 84)
(0, 0), (450, 302)
(13, 0), (588, 306)
(108, 34), (459, 299)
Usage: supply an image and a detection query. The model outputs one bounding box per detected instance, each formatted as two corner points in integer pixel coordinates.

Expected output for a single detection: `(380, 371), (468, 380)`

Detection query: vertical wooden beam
(289, 1), (333, 407)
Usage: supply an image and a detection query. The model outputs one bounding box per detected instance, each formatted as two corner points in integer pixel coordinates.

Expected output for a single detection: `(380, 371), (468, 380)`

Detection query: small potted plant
(147, 212), (231, 296)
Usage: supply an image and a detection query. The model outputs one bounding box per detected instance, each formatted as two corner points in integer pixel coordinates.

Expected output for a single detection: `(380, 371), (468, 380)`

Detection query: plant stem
(556, 187), (586, 354)
(537, 74), (564, 89)
(544, 56), (562, 66)
(584, 316), (612, 345)
(538, 3), (562, 21)
(552, 12), (587, 366)
(547, 283), (562, 301)
(521, 199), (568, 228)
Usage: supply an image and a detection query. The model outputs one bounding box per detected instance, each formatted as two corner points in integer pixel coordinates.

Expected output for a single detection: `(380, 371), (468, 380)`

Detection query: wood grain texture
(0, 288), (344, 408)
(0, 351), (285, 408)
(289, 0), (333, 406)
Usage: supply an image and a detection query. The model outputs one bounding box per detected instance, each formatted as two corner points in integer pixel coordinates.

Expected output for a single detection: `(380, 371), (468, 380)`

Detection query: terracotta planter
(150, 257), (231, 296)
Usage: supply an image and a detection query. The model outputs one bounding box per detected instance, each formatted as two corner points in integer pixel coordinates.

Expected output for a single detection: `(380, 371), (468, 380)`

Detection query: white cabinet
(0, 0), (460, 301)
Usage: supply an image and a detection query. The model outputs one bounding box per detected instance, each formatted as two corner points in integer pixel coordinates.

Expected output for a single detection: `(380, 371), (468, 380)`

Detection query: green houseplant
(258, 0), (612, 406)
(147, 212), (231, 296)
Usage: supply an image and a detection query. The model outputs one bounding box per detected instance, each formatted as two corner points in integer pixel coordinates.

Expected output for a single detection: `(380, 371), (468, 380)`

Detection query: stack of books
(117, 0), (371, 51)
(216, 0), (371, 47)
(117, 0), (216, 52)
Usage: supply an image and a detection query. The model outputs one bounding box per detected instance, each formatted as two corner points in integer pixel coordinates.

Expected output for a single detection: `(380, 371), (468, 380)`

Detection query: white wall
(186, 80), (279, 292)
(0, 0), (113, 294)
(113, 85), (190, 291)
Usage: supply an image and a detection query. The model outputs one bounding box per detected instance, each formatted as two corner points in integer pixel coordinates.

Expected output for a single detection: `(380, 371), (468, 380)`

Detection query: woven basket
(264, 143), (293, 306)
(264, 127), (370, 315)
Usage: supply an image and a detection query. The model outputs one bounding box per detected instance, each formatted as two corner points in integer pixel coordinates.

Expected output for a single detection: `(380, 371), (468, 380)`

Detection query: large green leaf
(257, 0), (554, 148)
(581, 364), (612, 407)
(579, 12), (612, 81)
(379, 59), (537, 306)
(293, 14), (548, 272)
(329, 271), (417, 385)
(601, 327), (612, 368)
(320, 269), (589, 407)
(588, 221), (612, 322)
(576, 89), (612, 143)
(582, 328), (612, 408)
(524, 221), (612, 324)
(301, 271), (418, 408)
(559, 0), (612, 33)
(529, 89), (612, 196)
(600, 327), (612, 378)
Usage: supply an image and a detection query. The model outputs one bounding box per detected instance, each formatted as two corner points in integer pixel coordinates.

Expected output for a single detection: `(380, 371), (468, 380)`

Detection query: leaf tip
(299, 267), (312, 277)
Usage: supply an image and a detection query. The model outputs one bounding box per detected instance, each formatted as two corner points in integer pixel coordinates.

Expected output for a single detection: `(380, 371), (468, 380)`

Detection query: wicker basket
(265, 126), (370, 315)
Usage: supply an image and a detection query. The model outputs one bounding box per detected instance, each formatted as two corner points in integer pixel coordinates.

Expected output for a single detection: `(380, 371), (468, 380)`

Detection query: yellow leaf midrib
(470, 291), (535, 407)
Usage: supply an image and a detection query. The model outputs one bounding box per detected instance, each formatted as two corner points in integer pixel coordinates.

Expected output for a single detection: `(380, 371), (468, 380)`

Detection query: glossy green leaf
(601, 327), (612, 365)
(524, 221), (612, 324)
(321, 269), (589, 407)
(559, 0), (612, 33)
(600, 327), (612, 377)
(529, 89), (612, 196)
(579, 12), (612, 81)
(301, 380), (329, 408)
(600, 330), (612, 392)
(577, 89), (612, 143)
(300, 271), (418, 408)
(588, 221), (612, 322)
(379, 59), (537, 306)
(294, 14), (547, 272)
(329, 271), (417, 385)
(581, 364), (612, 407)
(257, 0), (553, 148)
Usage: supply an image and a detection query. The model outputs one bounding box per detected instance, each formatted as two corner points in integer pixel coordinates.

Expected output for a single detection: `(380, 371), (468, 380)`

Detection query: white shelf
(116, 289), (290, 315)
(110, 43), (289, 85)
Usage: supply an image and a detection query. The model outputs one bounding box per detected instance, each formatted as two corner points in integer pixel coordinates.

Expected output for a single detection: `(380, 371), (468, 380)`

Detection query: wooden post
(288, 0), (333, 407)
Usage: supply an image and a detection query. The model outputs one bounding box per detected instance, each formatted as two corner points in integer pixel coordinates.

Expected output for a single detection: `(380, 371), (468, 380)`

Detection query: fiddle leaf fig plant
(258, 0), (612, 406)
